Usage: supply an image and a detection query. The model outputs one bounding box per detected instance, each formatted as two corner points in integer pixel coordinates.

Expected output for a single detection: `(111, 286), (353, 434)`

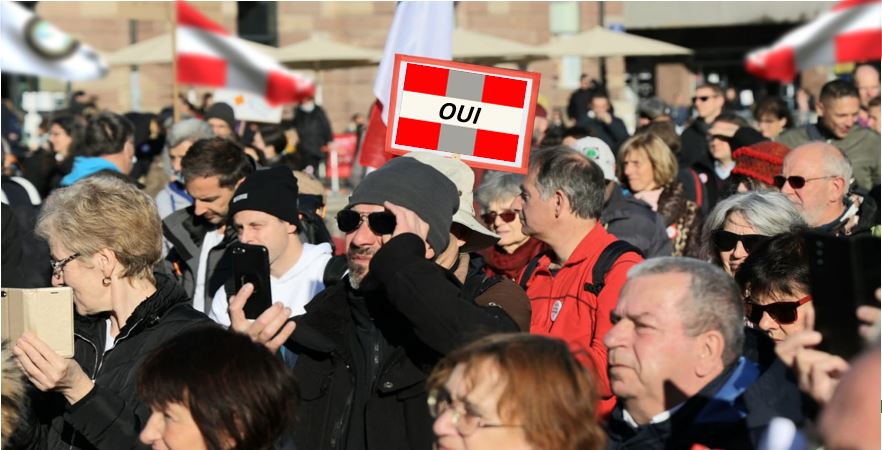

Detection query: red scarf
(481, 238), (547, 281)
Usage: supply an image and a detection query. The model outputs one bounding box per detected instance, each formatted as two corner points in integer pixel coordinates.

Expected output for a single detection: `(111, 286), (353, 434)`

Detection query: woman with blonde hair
(428, 333), (605, 450)
(619, 133), (703, 256)
(12, 174), (211, 449)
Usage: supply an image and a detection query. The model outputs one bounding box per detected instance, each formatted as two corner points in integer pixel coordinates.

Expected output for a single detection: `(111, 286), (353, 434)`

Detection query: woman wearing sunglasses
(701, 191), (805, 275)
(428, 333), (605, 450)
(475, 172), (546, 281)
(735, 232), (814, 342)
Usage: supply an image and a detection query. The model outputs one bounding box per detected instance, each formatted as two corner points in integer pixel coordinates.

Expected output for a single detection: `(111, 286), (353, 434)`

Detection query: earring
(102, 277), (112, 286)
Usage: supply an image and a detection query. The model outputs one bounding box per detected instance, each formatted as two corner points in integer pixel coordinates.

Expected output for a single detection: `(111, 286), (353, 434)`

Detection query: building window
(237, 1), (277, 46)
(550, 2), (581, 89)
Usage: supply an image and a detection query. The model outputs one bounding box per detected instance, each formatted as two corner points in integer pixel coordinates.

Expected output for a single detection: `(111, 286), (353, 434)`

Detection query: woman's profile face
(433, 361), (532, 450)
(48, 124), (72, 156)
(140, 403), (210, 450)
(622, 149), (657, 193)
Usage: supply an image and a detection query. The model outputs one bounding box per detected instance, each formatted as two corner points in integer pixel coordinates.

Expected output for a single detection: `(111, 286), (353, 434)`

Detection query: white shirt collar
(622, 403), (685, 429)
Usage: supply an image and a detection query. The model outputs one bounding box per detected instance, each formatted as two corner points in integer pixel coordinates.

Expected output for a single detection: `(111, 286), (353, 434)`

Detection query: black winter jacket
(602, 184), (673, 258)
(25, 273), (213, 450)
(605, 328), (805, 450)
(288, 234), (519, 450)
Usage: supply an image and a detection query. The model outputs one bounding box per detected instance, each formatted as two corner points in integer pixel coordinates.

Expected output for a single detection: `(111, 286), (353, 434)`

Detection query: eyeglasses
(693, 95), (719, 103)
(746, 295), (812, 325)
(712, 230), (766, 253)
(50, 253), (80, 278)
(480, 210), (517, 225)
(427, 388), (521, 437)
(773, 175), (837, 189)
(336, 209), (396, 235)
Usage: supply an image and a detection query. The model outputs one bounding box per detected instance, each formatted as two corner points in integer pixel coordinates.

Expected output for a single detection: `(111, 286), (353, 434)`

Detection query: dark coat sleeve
(63, 384), (150, 450)
(369, 233), (520, 355)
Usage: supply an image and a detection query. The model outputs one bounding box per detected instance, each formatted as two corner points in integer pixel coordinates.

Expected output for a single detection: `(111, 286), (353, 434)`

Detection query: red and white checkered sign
(385, 54), (541, 173)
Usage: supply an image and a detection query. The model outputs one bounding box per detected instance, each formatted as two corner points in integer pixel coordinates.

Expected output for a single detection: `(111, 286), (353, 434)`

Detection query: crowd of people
(0, 61), (880, 450)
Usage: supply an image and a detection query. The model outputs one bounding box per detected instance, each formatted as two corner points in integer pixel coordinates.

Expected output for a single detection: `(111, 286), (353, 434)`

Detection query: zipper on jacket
(329, 353), (356, 450)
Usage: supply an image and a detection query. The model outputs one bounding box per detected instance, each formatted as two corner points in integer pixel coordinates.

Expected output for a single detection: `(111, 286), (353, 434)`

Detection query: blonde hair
(619, 133), (678, 188)
(36, 175), (162, 282)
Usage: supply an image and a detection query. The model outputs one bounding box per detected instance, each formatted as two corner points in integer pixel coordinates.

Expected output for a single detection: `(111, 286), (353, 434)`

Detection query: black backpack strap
(583, 241), (643, 296)
(518, 251), (548, 291)
(322, 254), (348, 288)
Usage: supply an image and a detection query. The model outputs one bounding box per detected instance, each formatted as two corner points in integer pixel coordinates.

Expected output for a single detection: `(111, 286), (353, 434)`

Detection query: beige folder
(1, 287), (75, 358)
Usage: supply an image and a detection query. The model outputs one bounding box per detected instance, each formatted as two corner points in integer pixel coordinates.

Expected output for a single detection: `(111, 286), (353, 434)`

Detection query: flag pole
(171, 0), (180, 123)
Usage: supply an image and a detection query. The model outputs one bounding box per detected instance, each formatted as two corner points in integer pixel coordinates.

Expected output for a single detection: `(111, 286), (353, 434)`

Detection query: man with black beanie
(204, 102), (237, 140)
(227, 157), (519, 450)
(208, 166), (332, 326)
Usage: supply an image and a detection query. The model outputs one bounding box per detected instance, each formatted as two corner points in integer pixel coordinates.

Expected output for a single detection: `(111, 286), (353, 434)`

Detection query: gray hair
(529, 146), (605, 219)
(167, 119), (214, 149)
(821, 145), (854, 188)
(476, 171), (524, 213)
(700, 191), (806, 265)
(627, 257), (745, 365)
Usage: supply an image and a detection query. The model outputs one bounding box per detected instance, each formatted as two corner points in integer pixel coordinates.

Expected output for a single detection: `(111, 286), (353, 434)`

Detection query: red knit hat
(731, 141), (791, 186)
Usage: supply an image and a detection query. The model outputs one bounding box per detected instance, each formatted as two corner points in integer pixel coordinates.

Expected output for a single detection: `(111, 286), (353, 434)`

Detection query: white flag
(0, 1), (107, 81)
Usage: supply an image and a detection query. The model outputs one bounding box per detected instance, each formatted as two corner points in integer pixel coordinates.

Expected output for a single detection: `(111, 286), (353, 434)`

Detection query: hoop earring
(102, 277), (112, 286)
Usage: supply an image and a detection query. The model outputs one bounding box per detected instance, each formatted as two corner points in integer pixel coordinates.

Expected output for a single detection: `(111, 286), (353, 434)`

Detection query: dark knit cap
(228, 166), (300, 226)
(205, 102), (236, 132)
(346, 157), (458, 253)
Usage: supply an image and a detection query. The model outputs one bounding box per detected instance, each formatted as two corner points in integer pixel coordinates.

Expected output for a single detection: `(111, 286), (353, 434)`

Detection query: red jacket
(522, 223), (643, 417)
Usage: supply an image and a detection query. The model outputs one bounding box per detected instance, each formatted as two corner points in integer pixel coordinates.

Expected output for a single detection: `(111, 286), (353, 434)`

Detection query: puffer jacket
(24, 273), (213, 450)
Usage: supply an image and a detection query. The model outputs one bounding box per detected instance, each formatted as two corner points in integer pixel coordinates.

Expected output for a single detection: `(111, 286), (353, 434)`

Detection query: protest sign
(385, 54), (540, 173)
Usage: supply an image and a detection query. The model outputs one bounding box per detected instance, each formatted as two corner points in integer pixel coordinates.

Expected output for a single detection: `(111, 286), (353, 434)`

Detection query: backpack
(518, 240), (643, 295)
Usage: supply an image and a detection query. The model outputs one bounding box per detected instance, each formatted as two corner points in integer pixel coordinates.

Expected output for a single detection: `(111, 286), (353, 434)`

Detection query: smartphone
(806, 232), (880, 360)
(230, 243), (273, 320)
(1, 287), (75, 357)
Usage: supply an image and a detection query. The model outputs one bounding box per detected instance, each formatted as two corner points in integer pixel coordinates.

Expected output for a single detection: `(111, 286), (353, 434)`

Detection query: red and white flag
(745, 0), (881, 82)
(176, 0), (314, 106)
(358, 1), (453, 170)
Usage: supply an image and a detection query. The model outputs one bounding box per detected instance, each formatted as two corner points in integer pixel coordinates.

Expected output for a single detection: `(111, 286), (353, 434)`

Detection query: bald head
(779, 143), (851, 227)
(819, 344), (880, 450)
(855, 65), (881, 108)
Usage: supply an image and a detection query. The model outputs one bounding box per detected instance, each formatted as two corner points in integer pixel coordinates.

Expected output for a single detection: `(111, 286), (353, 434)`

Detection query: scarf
(481, 237), (546, 281)
(60, 156), (120, 186)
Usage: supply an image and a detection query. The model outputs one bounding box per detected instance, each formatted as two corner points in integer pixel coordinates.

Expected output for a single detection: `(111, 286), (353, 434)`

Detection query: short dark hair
(138, 326), (298, 450)
(697, 82), (724, 97)
(753, 96), (793, 127)
(181, 137), (254, 188)
(80, 112), (134, 157)
(529, 147), (605, 219)
(258, 125), (287, 153)
(562, 126), (591, 141)
(713, 112), (750, 128)
(869, 95), (881, 109)
(735, 231), (810, 302)
(819, 79), (860, 105)
(640, 121), (680, 154)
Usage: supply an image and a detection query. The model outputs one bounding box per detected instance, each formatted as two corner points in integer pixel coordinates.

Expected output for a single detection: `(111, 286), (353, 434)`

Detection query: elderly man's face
(344, 204), (393, 288)
(510, 172), (556, 241)
(854, 65), (881, 107)
(604, 272), (707, 410)
(779, 148), (843, 227)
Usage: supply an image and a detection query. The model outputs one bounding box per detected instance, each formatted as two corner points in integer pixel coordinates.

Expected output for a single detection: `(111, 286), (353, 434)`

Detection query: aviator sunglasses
(336, 209), (397, 235)
(773, 175), (836, 189)
(480, 210), (518, 225)
(712, 230), (766, 253)
(745, 295), (812, 325)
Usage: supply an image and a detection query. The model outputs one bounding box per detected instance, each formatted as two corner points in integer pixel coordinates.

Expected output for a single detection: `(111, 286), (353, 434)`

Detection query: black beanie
(205, 102), (236, 132)
(346, 157), (458, 253)
(228, 166), (300, 227)
(731, 127), (767, 150)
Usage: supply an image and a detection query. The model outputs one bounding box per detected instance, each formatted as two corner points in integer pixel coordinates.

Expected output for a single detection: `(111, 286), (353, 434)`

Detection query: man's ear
(694, 330), (725, 378)
(815, 99), (825, 117)
(554, 189), (568, 217)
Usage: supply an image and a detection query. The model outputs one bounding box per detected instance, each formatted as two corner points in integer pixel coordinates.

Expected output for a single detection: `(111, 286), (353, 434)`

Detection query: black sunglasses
(707, 134), (733, 143)
(712, 230), (766, 253)
(480, 210), (517, 225)
(746, 295), (812, 325)
(773, 175), (836, 189)
(336, 209), (396, 235)
(692, 95), (718, 103)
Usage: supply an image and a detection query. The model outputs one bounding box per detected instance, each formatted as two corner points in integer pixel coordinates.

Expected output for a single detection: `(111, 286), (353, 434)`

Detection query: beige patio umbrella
(453, 28), (546, 65)
(539, 26), (692, 57)
(105, 33), (279, 66)
(275, 35), (381, 71)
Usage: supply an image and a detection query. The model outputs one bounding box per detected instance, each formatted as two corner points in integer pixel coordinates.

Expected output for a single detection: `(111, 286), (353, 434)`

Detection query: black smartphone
(806, 232), (880, 360)
(230, 243), (273, 320)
